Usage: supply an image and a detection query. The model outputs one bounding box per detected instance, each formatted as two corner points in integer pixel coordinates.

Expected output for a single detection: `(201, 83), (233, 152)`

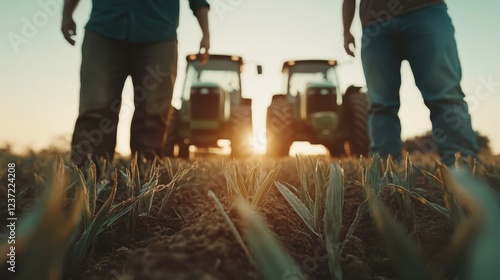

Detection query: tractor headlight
(200, 88), (210, 95)
(320, 89), (329, 95)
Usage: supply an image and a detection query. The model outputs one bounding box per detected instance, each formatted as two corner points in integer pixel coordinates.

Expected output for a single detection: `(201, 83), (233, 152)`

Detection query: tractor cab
(266, 59), (369, 158)
(166, 54), (257, 158)
(282, 60), (340, 121)
(181, 54), (244, 124)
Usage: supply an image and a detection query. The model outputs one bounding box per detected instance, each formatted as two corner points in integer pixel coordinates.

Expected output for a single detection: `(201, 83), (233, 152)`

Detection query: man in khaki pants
(62, 0), (210, 166)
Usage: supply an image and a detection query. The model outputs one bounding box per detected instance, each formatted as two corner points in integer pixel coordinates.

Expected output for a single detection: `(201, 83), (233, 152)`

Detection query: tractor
(266, 59), (369, 157)
(165, 54), (260, 158)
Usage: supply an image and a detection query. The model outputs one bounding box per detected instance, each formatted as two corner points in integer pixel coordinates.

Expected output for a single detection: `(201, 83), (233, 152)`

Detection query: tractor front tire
(342, 86), (369, 157)
(164, 106), (179, 157)
(266, 96), (295, 157)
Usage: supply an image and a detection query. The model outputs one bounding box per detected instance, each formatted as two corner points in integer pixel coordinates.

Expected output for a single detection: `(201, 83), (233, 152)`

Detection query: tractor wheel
(342, 86), (370, 157)
(266, 96), (295, 157)
(178, 140), (190, 159)
(230, 104), (253, 158)
(164, 106), (179, 157)
(327, 140), (347, 158)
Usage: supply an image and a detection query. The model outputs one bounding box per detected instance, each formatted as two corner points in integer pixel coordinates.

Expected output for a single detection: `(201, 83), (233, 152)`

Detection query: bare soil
(74, 157), (456, 280)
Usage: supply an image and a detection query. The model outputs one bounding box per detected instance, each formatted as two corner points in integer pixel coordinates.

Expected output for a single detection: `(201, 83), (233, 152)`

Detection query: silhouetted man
(62, 0), (210, 166)
(342, 0), (478, 165)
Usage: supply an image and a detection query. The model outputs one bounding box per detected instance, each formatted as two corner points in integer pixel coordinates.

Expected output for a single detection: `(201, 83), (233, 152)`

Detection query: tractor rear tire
(327, 140), (347, 158)
(178, 140), (190, 159)
(164, 106), (179, 157)
(342, 86), (370, 157)
(266, 96), (295, 157)
(230, 104), (253, 158)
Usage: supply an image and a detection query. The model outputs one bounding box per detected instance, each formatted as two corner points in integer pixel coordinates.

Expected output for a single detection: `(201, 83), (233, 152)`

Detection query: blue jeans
(361, 4), (478, 165)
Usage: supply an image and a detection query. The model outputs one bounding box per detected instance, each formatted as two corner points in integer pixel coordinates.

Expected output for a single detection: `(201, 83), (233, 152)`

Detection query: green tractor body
(165, 54), (254, 158)
(181, 81), (230, 140)
(266, 60), (369, 157)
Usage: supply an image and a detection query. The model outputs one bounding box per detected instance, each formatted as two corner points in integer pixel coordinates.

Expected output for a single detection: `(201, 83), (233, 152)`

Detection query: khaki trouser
(71, 30), (177, 166)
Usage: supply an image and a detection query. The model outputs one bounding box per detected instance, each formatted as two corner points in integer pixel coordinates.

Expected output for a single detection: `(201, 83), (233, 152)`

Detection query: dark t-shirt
(359, 0), (445, 27)
(85, 0), (210, 43)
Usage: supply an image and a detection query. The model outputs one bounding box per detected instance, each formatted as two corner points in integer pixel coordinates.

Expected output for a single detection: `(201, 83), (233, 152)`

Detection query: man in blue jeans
(62, 0), (210, 166)
(342, 0), (478, 165)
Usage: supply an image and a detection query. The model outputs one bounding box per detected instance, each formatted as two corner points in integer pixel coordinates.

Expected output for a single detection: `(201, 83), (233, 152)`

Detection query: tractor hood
(300, 81), (339, 121)
(305, 82), (336, 91)
(310, 111), (339, 140)
(191, 81), (223, 90)
(187, 81), (231, 126)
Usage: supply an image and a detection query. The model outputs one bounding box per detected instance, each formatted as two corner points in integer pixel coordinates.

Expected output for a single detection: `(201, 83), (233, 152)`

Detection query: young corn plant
(0, 158), (84, 280)
(275, 157), (331, 236)
(362, 183), (431, 280)
(214, 160), (306, 278)
(294, 156), (315, 210)
(376, 157), (450, 220)
(365, 154), (450, 219)
(276, 158), (344, 279)
(223, 160), (281, 209)
(119, 155), (163, 236)
(275, 156), (448, 279)
(437, 162), (465, 227)
(362, 157), (451, 279)
(341, 155), (382, 256)
(382, 155), (416, 221)
(157, 158), (196, 214)
(361, 158), (500, 280)
(446, 168), (500, 280)
(236, 199), (306, 280)
(434, 157), (497, 278)
(207, 190), (254, 265)
(69, 163), (165, 272)
(323, 164), (344, 280)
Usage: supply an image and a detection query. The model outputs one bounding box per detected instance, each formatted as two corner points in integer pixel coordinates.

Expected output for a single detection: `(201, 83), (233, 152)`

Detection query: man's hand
(194, 6), (210, 65)
(198, 35), (210, 65)
(344, 32), (356, 57)
(62, 15), (77, 45)
(342, 0), (356, 57)
(61, 0), (80, 45)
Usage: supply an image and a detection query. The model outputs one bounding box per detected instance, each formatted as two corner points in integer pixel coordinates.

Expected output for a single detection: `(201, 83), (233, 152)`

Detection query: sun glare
(251, 135), (266, 154)
(289, 142), (328, 156)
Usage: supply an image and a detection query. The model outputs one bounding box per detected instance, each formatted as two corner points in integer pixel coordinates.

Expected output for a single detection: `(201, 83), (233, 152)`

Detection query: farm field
(1, 150), (500, 280)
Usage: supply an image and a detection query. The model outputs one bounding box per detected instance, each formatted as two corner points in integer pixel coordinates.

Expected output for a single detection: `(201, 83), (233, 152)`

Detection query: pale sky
(1, 0), (499, 155)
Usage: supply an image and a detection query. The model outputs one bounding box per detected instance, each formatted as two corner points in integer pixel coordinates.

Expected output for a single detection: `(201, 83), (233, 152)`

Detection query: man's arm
(62, 0), (80, 45)
(194, 7), (210, 65)
(342, 0), (356, 57)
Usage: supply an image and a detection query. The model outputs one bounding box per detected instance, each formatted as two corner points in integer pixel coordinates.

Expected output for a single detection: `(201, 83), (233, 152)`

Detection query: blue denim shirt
(85, 0), (210, 43)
